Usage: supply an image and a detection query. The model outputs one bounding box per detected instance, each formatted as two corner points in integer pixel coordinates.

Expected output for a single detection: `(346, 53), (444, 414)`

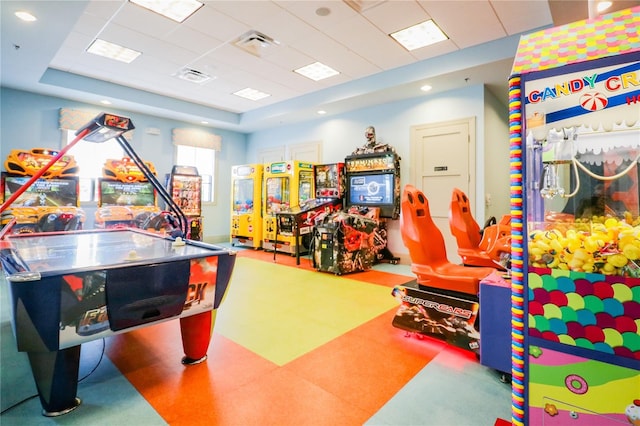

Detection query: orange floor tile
(104, 248), (434, 425)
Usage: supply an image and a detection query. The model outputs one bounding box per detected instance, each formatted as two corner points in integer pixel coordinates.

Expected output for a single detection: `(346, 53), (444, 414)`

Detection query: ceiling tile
(361, 0), (431, 34)
(491, 0), (553, 35)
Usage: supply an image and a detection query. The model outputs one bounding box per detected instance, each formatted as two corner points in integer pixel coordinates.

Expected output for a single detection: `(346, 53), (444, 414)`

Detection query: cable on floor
(0, 338), (106, 415)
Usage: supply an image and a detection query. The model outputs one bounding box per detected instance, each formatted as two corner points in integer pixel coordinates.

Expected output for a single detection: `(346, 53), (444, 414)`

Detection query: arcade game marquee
(508, 8), (640, 426)
(1, 149), (85, 234)
(0, 113), (236, 417)
(230, 163), (263, 249)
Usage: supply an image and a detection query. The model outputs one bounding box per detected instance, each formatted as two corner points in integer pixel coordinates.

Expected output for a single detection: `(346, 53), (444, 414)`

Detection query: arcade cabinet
(95, 157), (170, 233)
(344, 151), (400, 264)
(273, 162), (345, 264)
(509, 8), (640, 425)
(313, 209), (380, 275)
(0, 112), (236, 417)
(314, 162), (345, 202)
(230, 163), (263, 249)
(1, 149), (85, 234)
(167, 165), (203, 241)
(262, 160), (315, 254)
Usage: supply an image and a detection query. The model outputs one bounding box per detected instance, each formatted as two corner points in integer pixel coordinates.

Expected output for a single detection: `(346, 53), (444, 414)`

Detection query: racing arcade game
(95, 157), (165, 231)
(1, 149), (84, 234)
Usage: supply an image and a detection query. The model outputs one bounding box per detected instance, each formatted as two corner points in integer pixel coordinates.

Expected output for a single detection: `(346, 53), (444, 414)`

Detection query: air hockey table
(0, 228), (236, 416)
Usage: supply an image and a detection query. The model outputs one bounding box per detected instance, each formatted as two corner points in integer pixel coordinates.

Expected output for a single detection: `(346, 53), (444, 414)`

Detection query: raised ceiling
(2, 0), (639, 132)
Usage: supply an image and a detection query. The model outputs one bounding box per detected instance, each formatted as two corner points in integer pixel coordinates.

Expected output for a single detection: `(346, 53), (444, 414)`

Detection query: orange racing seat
(400, 185), (494, 296)
(449, 188), (510, 270)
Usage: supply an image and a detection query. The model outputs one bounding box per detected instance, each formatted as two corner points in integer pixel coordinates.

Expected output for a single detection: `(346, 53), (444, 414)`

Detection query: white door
(258, 146), (285, 165)
(289, 141), (322, 163)
(410, 117), (476, 263)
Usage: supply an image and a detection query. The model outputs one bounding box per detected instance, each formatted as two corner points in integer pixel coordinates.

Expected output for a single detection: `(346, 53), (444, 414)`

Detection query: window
(175, 145), (215, 203)
(65, 130), (123, 202)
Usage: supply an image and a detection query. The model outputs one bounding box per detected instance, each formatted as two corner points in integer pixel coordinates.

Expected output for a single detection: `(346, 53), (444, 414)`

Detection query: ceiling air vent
(174, 67), (213, 84)
(234, 30), (278, 57)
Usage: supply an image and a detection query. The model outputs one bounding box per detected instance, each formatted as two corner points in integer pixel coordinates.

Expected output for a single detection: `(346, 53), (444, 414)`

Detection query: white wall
(0, 87), (248, 242)
(247, 84), (505, 259)
(484, 87), (512, 223)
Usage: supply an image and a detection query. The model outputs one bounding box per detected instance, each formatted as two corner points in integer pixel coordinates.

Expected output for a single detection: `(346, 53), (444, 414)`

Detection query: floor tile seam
(236, 253), (415, 287)
(276, 360), (385, 417)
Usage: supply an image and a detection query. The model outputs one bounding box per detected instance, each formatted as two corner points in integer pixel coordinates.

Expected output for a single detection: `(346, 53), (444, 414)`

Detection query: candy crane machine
(230, 163), (263, 249)
(262, 161), (315, 254)
(509, 7), (640, 426)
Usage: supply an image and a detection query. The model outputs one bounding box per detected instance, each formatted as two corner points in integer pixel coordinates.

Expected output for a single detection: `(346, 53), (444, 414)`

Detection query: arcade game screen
(347, 172), (394, 206)
(99, 180), (156, 207)
(2, 174), (79, 207)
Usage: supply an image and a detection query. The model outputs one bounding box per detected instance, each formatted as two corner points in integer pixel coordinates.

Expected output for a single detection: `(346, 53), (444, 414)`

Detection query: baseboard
(203, 235), (229, 244)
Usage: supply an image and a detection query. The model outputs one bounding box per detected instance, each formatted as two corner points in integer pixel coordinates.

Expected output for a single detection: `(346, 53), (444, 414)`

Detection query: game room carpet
(0, 247), (512, 425)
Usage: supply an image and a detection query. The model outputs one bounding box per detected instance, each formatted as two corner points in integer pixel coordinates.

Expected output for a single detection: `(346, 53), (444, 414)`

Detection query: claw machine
(230, 163), (263, 249)
(262, 161), (315, 254)
(509, 7), (640, 426)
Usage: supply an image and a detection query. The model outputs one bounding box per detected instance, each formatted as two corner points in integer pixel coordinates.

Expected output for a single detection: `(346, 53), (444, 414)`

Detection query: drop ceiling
(2, 0), (639, 132)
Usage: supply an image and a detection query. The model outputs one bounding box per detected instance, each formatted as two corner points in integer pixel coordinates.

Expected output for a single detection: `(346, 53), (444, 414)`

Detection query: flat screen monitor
(2, 173), (79, 207)
(346, 172), (395, 217)
(99, 180), (156, 207)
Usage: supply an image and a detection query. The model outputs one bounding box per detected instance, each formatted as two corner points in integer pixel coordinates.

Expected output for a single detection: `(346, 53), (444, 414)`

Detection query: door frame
(409, 117), (477, 217)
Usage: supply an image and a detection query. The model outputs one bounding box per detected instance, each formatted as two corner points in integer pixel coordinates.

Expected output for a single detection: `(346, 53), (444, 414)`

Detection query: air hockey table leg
(27, 346), (82, 417)
(179, 310), (215, 365)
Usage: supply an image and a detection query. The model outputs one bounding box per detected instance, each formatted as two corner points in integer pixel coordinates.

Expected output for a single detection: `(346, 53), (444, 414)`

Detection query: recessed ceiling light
(390, 20), (448, 51)
(233, 88), (271, 101)
(130, 0), (203, 23)
(201, 121), (209, 124)
(15, 11), (37, 22)
(317, 110), (327, 115)
(420, 85), (432, 92)
(100, 100), (112, 105)
(87, 39), (141, 63)
(597, 1), (612, 12)
(294, 62), (339, 82)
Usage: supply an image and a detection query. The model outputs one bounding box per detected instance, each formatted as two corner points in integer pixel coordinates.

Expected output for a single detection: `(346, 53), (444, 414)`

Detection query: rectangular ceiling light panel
(233, 88), (271, 101)
(294, 62), (339, 82)
(130, 0), (203, 23)
(86, 39), (141, 63)
(390, 19), (448, 51)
